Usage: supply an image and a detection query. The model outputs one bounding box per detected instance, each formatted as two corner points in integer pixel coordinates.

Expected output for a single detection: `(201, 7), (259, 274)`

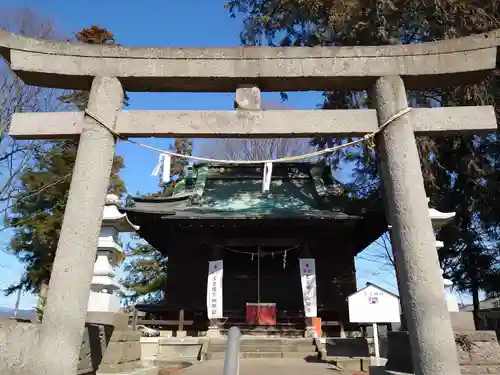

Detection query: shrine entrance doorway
(222, 245), (304, 332)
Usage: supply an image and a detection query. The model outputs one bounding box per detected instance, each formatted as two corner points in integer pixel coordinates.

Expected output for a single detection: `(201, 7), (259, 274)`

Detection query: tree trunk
(37, 281), (49, 322)
(471, 277), (482, 330)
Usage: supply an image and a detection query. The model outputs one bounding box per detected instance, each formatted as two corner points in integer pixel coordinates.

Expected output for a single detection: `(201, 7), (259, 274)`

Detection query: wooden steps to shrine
(206, 337), (319, 360)
(221, 326), (305, 338)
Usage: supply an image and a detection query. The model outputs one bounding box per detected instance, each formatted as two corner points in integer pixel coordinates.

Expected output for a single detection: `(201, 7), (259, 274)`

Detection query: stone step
(205, 351), (319, 360)
(240, 338), (314, 345)
(244, 352), (285, 359)
(221, 329), (305, 338)
(152, 359), (193, 369)
(98, 366), (159, 375)
(209, 344), (316, 353)
(460, 364), (500, 374)
(326, 357), (371, 372)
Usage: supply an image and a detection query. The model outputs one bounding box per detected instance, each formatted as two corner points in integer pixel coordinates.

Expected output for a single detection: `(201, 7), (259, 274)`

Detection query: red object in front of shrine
(246, 303), (276, 325)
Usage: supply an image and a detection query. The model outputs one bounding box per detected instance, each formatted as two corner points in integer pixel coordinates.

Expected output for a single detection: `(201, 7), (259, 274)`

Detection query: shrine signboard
(348, 283), (401, 365)
(348, 283), (400, 324)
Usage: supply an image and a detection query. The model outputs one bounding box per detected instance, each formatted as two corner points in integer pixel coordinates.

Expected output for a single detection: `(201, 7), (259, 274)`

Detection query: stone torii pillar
(374, 76), (460, 375)
(35, 77), (124, 375)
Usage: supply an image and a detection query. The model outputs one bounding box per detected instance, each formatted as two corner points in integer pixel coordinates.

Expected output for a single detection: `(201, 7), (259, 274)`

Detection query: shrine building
(123, 162), (387, 336)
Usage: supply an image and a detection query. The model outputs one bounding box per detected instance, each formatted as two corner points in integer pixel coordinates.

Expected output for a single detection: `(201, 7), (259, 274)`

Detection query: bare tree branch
(200, 100), (316, 161)
(0, 8), (69, 214)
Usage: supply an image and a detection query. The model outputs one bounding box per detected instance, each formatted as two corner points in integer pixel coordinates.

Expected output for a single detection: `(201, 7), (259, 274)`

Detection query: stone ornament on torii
(1, 28), (499, 375)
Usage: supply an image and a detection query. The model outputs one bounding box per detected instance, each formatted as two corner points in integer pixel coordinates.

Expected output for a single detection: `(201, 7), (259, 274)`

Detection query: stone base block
(385, 332), (413, 373)
(86, 311), (129, 330)
(0, 319), (39, 375)
(111, 330), (142, 342)
(79, 323), (142, 374)
(175, 330), (187, 338)
(102, 340), (142, 365)
(386, 330), (500, 374)
(157, 337), (203, 362)
(140, 337), (160, 360)
(455, 331), (500, 366)
(325, 337), (370, 357)
(206, 328), (221, 338)
(450, 311), (475, 331)
(304, 326), (316, 338)
(88, 291), (121, 313)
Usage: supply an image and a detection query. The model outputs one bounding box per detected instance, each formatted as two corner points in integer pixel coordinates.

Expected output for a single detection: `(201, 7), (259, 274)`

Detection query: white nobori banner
(299, 258), (317, 317)
(206, 260), (223, 319)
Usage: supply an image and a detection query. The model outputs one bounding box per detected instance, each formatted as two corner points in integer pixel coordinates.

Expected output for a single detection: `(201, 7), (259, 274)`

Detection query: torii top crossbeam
(1, 28), (499, 92)
(2, 29), (500, 140)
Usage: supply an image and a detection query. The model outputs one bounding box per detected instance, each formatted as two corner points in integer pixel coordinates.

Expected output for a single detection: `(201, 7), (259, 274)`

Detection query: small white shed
(348, 282), (401, 324)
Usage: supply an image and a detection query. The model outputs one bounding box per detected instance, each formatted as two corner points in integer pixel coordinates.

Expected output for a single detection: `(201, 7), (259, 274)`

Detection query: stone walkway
(176, 358), (355, 375)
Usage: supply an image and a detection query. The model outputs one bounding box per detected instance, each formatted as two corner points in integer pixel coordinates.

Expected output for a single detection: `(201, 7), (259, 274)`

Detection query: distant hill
(0, 306), (35, 320)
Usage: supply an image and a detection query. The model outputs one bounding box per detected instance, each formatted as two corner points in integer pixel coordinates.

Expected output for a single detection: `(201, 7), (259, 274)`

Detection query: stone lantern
(87, 194), (138, 313)
(427, 199), (459, 312)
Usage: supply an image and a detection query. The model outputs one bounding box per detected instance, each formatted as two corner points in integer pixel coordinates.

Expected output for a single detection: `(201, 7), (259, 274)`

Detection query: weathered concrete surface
(10, 106), (498, 140)
(450, 312), (476, 331)
(33, 77), (124, 375)
(0, 319), (38, 375)
(235, 85), (261, 110)
(1, 28), (499, 91)
(156, 337), (203, 363)
(385, 330), (500, 374)
(374, 75), (460, 375)
(141, 337), (160, 363)
(0, 316), (155, 375)
(98, 367), (158, 375)
(176, 358), (351, 375)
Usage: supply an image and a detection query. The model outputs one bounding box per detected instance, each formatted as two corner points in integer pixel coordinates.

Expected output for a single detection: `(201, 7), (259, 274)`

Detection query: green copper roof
(125, 163), (355, 219)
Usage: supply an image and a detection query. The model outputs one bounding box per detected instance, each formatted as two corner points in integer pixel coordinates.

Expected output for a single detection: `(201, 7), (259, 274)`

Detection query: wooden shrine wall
(163, 240), (356, 317)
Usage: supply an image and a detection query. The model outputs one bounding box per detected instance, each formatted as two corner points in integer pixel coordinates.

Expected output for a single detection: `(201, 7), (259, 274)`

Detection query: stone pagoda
(87, 194), (138, 313)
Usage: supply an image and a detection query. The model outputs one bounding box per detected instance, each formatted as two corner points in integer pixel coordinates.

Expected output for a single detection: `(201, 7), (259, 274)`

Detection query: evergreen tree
(5, 25), (126, 310)
(121, 233), (167, 304)
(149, 138), (193, 197)
(121, 138), (193, 304)
(226, 0), (500, 324)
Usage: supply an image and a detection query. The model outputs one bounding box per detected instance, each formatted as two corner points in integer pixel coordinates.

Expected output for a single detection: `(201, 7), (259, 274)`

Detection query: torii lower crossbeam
(9, 106), (497, 139)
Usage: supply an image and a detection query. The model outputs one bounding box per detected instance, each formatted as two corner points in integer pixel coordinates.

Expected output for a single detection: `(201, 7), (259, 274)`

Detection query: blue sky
(0, 0), (410, 310)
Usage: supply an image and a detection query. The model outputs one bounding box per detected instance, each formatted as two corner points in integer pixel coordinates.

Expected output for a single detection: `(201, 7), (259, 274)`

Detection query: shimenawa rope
(84, 107), (411, 164)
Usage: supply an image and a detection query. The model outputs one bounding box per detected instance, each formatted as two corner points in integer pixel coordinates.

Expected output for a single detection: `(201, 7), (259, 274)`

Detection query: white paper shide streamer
(262, 162), (273, 193)
(207, 260), (223, 319)
(151, 153), (171, 185)
(299, 259), (317, 317)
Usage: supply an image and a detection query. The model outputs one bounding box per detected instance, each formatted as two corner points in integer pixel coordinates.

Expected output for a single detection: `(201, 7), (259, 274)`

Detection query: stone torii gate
(1, 29), (499, 375)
